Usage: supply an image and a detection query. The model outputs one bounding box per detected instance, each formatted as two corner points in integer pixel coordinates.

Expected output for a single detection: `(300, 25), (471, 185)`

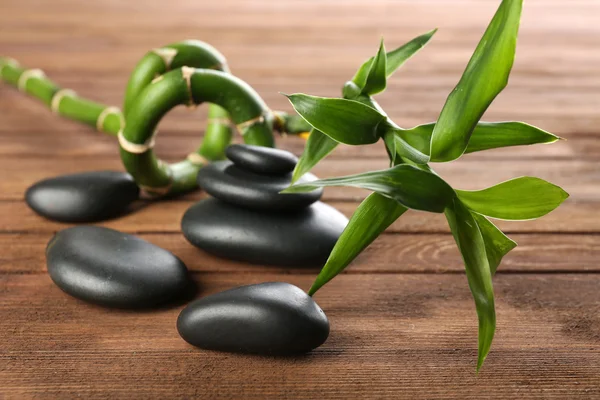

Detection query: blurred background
(2, 0), (597, 133)
(2, 0), (598, 198)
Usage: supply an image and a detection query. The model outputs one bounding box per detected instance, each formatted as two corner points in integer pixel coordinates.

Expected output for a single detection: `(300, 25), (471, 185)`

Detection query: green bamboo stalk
(1, 43), (312, 197)
(120, 67), (282, 195)
(0, 57), (124, 135)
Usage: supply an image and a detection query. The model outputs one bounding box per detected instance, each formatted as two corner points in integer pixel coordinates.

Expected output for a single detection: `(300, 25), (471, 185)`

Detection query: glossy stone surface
(181, 198), (348, 266)
(46, 226), (191, 308)
(225, 144), (298, 176)
(26, 171), (140, 222)
(177, 282), (329, 355)
(197, 161), (322, 211)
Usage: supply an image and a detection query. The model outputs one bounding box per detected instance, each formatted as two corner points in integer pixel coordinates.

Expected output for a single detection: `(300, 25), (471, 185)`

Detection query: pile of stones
(27, 145), (346, 355)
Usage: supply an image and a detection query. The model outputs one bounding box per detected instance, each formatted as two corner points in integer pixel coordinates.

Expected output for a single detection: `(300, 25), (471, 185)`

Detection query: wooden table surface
(1, 0), (599, 398)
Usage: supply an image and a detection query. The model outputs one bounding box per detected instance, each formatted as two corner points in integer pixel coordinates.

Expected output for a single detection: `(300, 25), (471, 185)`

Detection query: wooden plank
(0, 127), (596, 161)
(0, 156), (594, 202)
(1, 273), (599, 399)
(0, 0), (599, 135)
(1, 199), (596, 234)
(2, 232), (597, 275)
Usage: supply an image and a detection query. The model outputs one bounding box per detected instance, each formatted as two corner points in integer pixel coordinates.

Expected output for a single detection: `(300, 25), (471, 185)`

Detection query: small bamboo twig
(0, 41), (311, 197)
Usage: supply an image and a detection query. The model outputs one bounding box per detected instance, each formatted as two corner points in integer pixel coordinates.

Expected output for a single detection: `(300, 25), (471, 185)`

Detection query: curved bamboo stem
(120, 68), (283, 195)
(0, 43), (313, 197)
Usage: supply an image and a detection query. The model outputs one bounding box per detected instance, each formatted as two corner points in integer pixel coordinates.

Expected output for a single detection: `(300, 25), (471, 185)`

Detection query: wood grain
(0, 156), (596, 202)
(1, 0), (598, 398)
(2, 232), (598, 275)
(1, 273), (599, 399)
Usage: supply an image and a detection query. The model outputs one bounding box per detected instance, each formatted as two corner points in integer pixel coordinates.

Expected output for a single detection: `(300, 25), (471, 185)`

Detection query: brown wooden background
(1, 0), (599, 398)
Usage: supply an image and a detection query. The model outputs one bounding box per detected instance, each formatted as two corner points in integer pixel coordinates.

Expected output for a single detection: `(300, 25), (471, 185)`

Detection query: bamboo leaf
(430, 0), (523, 162)
(465, 122), (561, 154)
(283, 164), (454, 213)
(361, 40), (387, 96)
(396, 121), (559, 157)
(309, 193), (407, 295)
(472, 213), (517, 274)
(352, 29), (437, 89)
(456, 177), (569, 220)
(285, 94), (386, 145)
(445, 197), (496, 371)
(291, 128), (339, 184)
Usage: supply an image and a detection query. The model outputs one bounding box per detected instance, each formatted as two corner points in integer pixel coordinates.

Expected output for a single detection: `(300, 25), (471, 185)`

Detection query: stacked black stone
(181, 144), (348, 267)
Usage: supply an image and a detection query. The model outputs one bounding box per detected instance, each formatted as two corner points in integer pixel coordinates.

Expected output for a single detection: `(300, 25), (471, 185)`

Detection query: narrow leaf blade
(464, 121), (561, 154)
(309, 193), (407, 295)
(352, 29), (437, 89)
(283, 164), (454, 213)
(445, 198), (496, 371)
(430, 0), (523, 162)
(472, 213), (517, 274)
(292, 129), (339, 184)
(362, 39), (387, 96)
(386, 28), (437, 77)
(456, 177), (569, 220)
(396, 121), (559, 157)
(285, 94), (386, 145)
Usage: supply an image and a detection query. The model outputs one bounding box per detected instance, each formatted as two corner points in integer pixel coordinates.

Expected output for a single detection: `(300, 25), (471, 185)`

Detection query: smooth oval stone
(181, 198), (348, 266)
(26, 171), (140, 222)
(225, 144), (298, 176)
(46, 226), (191, 308)
(177, 282), (329, 354)
(197, 161), (322, 211)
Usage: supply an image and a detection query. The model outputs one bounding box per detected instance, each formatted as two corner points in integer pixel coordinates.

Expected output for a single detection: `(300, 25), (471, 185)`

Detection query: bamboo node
(187, 152), (209, 166)
(118, 129), (157, 154)
(50, 89), (77, 114)
(152, 48), (178, 70)
(18, 69), (45, 92)
(236, 113), (266, 135)
(151, 75), (164, 84)
(0, 57), (20, 76)
(207, 117), (232, 126)
(96, 106), (124, 132)
(181, 66), (195, 106)
(139, 182), (173, 197)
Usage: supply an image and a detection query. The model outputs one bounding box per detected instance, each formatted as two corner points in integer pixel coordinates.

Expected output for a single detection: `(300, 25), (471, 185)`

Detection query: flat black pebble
(226, 144), (298, 176)
(177, 282), (329, 355)
(181, 198), (348, 266)
(26, 171), (140, 222)
(46, 226), (191, 308)
(197, 161), (322, 211)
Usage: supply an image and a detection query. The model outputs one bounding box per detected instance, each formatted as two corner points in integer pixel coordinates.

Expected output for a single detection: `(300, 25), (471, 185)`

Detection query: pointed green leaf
(385, 29), (437, 78)
(396, 121), (559, 157)
(285, 94), (386, 145)
(456, 177), (569, 220)
(351, 29), (437, 89)
(430, 0), (523, 162)
(445, 198), (496, 371)
(472, 213), (517, 274)
(361, 40), (387, 96)
(464, 122), (561, 154)
(309, 193), (407, 295)
(291, 128), (339, 184)
(283, 164), (454, 213)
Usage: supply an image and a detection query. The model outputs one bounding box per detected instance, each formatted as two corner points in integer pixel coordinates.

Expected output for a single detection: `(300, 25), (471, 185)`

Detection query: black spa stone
(177, 282), (329, 355)
(225, 144), (298, 176)
(26, 171), (140, 222)
(197, 161), (322, 211)
(46, 226), (191, 308)
(181, 198), (348, 266)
